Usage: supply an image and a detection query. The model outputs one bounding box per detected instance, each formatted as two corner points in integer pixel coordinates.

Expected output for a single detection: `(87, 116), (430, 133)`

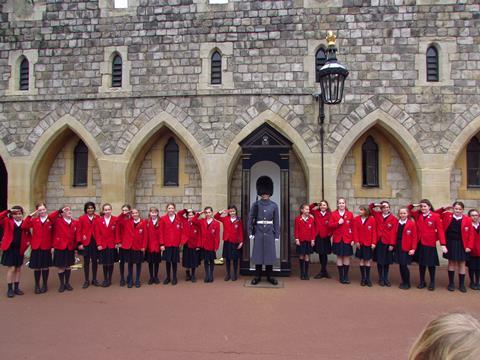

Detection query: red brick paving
(0, 261), (479, 360)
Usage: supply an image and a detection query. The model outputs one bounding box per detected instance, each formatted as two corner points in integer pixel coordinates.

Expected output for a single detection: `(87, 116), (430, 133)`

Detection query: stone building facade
(0, 0), (479, 234)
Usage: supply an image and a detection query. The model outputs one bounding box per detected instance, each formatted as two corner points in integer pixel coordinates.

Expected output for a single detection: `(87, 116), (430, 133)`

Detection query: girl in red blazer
(436, 201), (473, 292)
(180, 209), (201, 283)
(93, 203), (119, 287)
(215, 205), (244, 281)
(118, 208), (146, 288)
(76, 202), (99, 289)
(467, 209), (480, 290)
(294, 204), (315, 280)
(117, 204), (131, 287)
(200, 206), (220, 283)
(51, 206), (78, 293)
(0, 206), (30, 298)
(329, 198), (354, 284)
(309, 200), (332, 279)
(394, 208), (417, 290)
(145, 207), (162, 285)
(22, 202), (56, 294)
(353, 205), (377, 287)
(409, 199), (447, 291)
(160, 203), (183, 285)
(370, 202), (398, 287)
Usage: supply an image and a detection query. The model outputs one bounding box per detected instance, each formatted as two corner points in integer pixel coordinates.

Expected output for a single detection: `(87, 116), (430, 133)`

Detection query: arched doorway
(238, 123), (293, 276)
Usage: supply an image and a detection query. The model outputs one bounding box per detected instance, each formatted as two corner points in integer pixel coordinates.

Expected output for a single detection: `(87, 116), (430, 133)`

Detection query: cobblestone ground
(0, 261), (479, 360)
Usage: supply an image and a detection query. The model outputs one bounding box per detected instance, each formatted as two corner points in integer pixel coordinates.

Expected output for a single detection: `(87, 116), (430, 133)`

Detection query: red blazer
(115, 213), (130, 248)
(76, 213), (99, 247)
(159, 213), (183, 247)
(131, 220), (147, 251)
(22, 210), (58, 250)
(214, 212), (244, 244)
(0, 211), (31, 255)
(471, 225), (480, 257)
(436, 210), (474, 250)
(117, 214), (147, 250)
(52, 216), (78, 251)
(93, 216), (118, 249)
(353, 215), (377, 247)
(369, 204), (398, 245)
(408, 205), (446, 247)
(294, 215), (316, 242)
(146, 218), (162, 253)
(309, 204), (332, 238)
(329, 210), (354, 244)
(180, 210), (201, 249)
(394, 219), (418, 252)
(200, 218), (220, 251)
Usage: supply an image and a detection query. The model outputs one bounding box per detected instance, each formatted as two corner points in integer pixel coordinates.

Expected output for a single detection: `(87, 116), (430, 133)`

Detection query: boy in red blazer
(200, 207), (220, 283)
(0, 206), (31, 298)
(294, 204), (316, 280)
(76, 202), (100, 288)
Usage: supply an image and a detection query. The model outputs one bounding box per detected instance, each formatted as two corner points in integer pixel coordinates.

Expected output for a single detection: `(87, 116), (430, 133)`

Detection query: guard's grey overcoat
(248, 198), (279, 266)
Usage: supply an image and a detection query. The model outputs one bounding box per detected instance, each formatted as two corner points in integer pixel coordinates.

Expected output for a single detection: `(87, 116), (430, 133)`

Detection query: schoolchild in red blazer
(436, 201), (473, 292)
(76, 202), (100, 289)
(467, 209), (480, 290)
(93, 203), (119, 287)
(116, 204), (132, 287)
(294, 204), (316, 280)
(51, 207), (78, 293)
(309, 200), (332, 279)
(159, 203), (183, 285)
(370, 202), (398, 287)
(200, 207), (220, 283)
(353, 205), (377, 287)
(408, 199), (447, 291)
(180, 208), (202, 283)
(394, 208), (418, 290)
(22, 203), (57, 294)
(215, 205), (244, 281)
(145, 207), (163, 285)
(0, 206), (30, 298)
(329, 198), (354, 284)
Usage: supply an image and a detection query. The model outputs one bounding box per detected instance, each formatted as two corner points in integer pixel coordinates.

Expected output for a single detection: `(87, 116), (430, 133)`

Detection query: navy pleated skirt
(145, 251), (162, 264)
(201, 249), (216, 262)
(373, 242), (394, 265)
(129, 250), (144, 264)
(222, 242), (241, 261)
(416, 243), (439, 267)
(29, 249), (52, 269)
(162, 246), (180, 263)
(99, 248), (118, 265)
(1, 247), (24, 267)
(118, 248), (131, 263)
(443, 238), (468, 262)
(296, 241), (314, 256)
(182, 247), (200, 268)
(315, 236), (332, 255)
(395, 249), (413, 266)
(332, 241), (353, 257)
(82, 239), (98, 259)
(355, 245), (373, 260)
(53, 249), (75, 268)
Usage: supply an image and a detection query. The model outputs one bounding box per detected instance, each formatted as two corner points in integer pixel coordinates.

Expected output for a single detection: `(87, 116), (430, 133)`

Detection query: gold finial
(326, 31), (336, 46)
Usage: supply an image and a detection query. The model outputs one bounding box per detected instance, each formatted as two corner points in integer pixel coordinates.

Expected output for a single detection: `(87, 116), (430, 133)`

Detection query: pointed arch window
(73, 140), (88, 187)
(362, 136), (379, 188)
(211, 51), (222, 85)
(467, 137), (480, 188)
(315, 47), (327, 83)
(19, 57), (29, 91)
(164, 138), (179, 186)
(111, 54), (123, 88)
(426, 46), (439, 82)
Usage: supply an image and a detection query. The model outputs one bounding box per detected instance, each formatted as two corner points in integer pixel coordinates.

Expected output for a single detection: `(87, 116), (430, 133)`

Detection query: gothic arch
(445, 114), (480, 170)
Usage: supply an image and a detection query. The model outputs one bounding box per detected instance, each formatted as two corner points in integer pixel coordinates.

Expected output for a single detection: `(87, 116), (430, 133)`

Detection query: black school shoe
(82, 281), (90, 289)
(267, 277), (278, 285)
(92, 280), (100, 287)
(163, 278), (171, 285)
(7, 288), (14, 298)
(101, 279), (110, 288)
(428, 282), (435, 291)
(64, 283), (73, 291)
(417, 281), (426, 289)
(251, 277), (261, 285)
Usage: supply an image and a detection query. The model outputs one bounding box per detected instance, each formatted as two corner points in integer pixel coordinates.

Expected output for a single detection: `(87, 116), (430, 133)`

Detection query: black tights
(419, 265), (436, 284)
(84, 255), (98, 282)
(166, 262), (178, 280)
(127, 262), (142, 282)
(148, 262), (160, 279)
(319, 254), (328, 273)
(468, 269), (480, 285)
(399, 265), (410, 284)
(119, 261), (125, 281)
(225, 259), (239, 275)
(102, 265), (114, 282)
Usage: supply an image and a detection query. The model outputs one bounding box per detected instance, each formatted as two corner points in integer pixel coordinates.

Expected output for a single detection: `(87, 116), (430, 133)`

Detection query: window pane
(73, 141), (88, 187)
(19, 58), (29, 91)
(362, 136), (379, 187)
(164, 138), (179, 186)
(211, 51), (222, 85)
(315, 48), (327, 83)
(467, 137), (480, 187)
(112, 54), (122, 88)
(426, 46), (439, 82)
